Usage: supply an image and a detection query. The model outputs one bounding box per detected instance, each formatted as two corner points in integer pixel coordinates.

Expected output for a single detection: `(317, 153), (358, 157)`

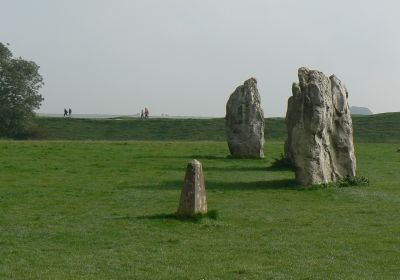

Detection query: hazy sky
(1, 0), (399, 117)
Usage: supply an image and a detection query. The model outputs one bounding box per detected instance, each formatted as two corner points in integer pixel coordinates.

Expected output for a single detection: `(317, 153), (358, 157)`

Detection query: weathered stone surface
(177, 159), (207, 216)
(226, 78), (265, 158)
(284, 67), (356, 185)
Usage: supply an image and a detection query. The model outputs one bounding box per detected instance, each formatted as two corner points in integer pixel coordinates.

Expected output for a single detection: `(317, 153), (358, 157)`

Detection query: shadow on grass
(266, 154), (294, 172)
(133, 154), (252, 160)
(226, 155), (265, 160)
(165, 165), (270, 172)
(206, 166), (270, 172)
(189, 155), (229, 160)
(207, 179), (297, 190)
(190, 154), (276, 161)
(137, 210), (218, 223)
(118, 178), (360, 192)
(135, 178), (298, 191)
(265, 165), (293, 172)
(130, 155), (190, 159)
(129, 154), (235, 161)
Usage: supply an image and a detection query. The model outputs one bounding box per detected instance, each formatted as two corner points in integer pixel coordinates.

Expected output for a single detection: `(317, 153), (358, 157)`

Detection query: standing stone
(226, 78), (265, 158)
(284, 67), (356, 185)
(177, 159), (207, 216)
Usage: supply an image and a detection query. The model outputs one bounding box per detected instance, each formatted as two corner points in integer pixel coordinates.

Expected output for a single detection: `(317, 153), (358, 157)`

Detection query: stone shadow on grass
(266, 155), (294, 171)
(150, 179), (366, 192)
(136, 178), (298, 191)
(137, 210), (218, 223)
(204, 165), (271, 172)
(132, 154), (240, 160)
(130, 155), (190, 159)
(190, 154), (276, 161)
(165, 165), (270, 172)
(265, 165), (294, 172)
(189, 155), (230, 160)
(207, 179), (297, 190)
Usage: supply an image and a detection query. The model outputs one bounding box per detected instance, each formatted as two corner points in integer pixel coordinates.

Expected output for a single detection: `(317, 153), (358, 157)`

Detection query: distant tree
(0, 43), (44, 138)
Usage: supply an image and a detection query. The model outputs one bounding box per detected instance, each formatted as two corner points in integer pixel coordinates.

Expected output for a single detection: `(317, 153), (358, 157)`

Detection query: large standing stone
(177, 159), (207, 216)
(226, 78), (265, 158)
(284, 67), (356, 185)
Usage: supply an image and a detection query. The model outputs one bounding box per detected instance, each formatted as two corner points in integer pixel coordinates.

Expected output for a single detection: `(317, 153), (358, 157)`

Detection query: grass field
(1, 139), (399, 279)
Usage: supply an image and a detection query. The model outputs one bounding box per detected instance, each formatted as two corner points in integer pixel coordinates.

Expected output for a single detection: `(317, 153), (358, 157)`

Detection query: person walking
(141, 109), (144, 119)
(68, 108), (72, 117)
(144, 107), (149, 119)
(64, 108), (68, 117)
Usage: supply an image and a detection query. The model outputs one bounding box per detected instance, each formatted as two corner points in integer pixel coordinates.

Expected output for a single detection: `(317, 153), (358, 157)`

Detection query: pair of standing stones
(226, 67), (356, 185)
(178, 67), (357, 216)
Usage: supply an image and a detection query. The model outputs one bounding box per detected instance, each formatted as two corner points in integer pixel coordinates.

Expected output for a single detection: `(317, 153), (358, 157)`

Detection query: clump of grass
(322, 176), (370, 188)
(338, 176), (370, 187)
(270, 153), (293, 170)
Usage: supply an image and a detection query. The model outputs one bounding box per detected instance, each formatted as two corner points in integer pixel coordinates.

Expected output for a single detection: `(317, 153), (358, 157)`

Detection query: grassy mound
(34, 112), (400, 142)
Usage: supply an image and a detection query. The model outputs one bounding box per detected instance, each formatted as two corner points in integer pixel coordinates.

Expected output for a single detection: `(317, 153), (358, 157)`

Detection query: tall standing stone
(226, 78), (265, 158)
(285, 67), (356, 185)
(177, 159), (207, 216)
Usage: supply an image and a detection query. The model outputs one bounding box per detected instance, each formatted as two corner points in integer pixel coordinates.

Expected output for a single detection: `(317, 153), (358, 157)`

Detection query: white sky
(1, 0), (399, 117)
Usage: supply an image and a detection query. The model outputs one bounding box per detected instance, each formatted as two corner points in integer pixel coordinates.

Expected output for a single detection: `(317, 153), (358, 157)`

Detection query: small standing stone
(177, 159), (207, 216)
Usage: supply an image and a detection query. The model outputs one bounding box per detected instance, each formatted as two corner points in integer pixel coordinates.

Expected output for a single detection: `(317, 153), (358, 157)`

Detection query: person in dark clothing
(64, 108), (68, 117)
(68, 108), (72, 117)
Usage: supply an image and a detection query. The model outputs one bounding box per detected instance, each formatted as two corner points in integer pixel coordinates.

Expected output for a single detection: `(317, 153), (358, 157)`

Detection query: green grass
(0, 140), (399, 279)
(34, 112), (400, 142)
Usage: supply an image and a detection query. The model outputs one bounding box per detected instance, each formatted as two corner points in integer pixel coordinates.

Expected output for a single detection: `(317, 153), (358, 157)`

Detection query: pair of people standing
(140, 107), (149, 119)
(64, 108), (72, 117)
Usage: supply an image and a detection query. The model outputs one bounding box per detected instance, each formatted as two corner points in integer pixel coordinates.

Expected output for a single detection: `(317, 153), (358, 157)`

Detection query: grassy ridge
(352, 112), (400, 142)
(0, 141), (399, 278)
(35, 112), (400, 142)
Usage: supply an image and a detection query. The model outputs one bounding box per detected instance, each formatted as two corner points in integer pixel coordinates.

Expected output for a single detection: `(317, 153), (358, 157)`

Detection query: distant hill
(351, 106), (373, 115)
(33, 112), (400, 143)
